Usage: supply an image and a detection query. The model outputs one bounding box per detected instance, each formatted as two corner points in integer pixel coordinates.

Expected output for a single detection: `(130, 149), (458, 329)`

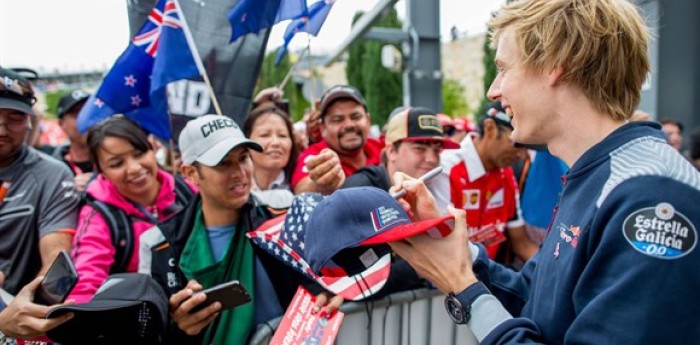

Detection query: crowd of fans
(1, 0), (699, 343)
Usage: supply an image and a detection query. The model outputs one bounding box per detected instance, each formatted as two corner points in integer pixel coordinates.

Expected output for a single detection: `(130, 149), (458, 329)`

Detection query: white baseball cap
(179, 114), (262, 166)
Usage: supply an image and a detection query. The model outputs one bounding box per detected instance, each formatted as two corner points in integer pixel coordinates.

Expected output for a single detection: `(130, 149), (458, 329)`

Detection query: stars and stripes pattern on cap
(247, 193), (390, 301)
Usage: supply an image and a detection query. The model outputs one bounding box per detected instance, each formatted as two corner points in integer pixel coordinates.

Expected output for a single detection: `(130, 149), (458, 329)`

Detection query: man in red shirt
(291, 85), (383, 194)
(441, 103), (538, 263)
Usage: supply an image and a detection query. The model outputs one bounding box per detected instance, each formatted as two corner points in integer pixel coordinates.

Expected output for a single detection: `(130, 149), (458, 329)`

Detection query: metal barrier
(248, 288), (479, 345)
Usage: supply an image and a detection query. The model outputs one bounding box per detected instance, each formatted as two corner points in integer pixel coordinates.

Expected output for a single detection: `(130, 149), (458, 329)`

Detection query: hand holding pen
(390, 166), (443, 199)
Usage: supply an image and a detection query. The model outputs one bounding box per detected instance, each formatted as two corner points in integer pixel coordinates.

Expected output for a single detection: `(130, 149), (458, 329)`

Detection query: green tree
(442, 79), (470, 117)
(44, 89), (71, 119)
(346, 8), (403, 128)
(478, 32), (497, 119)
(255, 50), (310, 121)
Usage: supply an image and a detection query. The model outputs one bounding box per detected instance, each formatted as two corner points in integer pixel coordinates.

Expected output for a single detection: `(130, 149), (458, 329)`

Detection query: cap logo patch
(200, 117), (238, 138)
(417, 115), (441, 132)
(72, 90), (89, 99)
(622, 202), (697, 259)
(370, 206), (407, 232)
(2, 76), (22, 95)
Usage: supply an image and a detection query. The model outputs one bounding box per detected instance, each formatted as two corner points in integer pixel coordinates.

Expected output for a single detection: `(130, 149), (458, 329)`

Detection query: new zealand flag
(77, 0), (201, 139)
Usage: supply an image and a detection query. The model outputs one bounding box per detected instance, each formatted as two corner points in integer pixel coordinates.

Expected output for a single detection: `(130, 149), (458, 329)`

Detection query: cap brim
(320, 93), (364, 117)
(57, 98), (88, 118)
(196, 137), (263, 166)
(400, 136), (460, 149)
(0, 98), (35, 116)
(318, 253), (391, 301)
(47, 299), (142, 318)
(361, 215), (455, 245)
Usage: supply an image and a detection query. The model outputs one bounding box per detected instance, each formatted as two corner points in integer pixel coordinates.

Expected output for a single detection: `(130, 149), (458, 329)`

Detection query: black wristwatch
(444, 282), (489, 324)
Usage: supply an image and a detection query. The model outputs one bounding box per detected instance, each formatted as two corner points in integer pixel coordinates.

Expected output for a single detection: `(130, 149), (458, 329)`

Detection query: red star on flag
(131, 95), (142, 106)
(124, 75), (137, 87)
(94, 98), (104, 108)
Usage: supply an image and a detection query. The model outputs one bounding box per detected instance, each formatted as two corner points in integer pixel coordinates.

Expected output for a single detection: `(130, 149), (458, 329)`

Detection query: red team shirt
(291, 138), (384, 190)
(439, 137), (524, 260)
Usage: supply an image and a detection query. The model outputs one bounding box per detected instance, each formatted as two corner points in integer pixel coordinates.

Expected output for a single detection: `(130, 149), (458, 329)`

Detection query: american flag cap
(304, 187), (454, 275)
(247, 192), (392, 301)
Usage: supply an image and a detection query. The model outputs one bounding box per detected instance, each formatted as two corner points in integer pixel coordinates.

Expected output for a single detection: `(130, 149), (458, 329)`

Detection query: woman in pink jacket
(69, 116), (196, 303)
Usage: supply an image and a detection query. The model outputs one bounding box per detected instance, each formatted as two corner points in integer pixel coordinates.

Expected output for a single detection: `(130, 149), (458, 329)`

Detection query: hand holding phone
(33, 251), (78, 306)
(189, 280), (251, 314)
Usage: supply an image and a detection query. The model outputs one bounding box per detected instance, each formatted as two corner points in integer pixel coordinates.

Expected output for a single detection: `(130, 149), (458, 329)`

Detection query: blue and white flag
(275, 0), (335, 65)
(227, 0), (307, 42)
(78, 0), (202, 139)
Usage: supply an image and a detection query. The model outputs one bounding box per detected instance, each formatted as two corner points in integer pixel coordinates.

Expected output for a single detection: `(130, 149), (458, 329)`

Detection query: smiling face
(96, 136), (159, 203)
(249, 113), (292, 171)
(388, 140), (443, 179)
(487, 28), (556, 146)
(321, 99), (371, 155)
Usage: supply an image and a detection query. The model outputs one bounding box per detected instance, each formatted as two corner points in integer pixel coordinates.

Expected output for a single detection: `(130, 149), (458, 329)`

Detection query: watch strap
(446, 281), (490, 324)
(454, 281), (490, 307)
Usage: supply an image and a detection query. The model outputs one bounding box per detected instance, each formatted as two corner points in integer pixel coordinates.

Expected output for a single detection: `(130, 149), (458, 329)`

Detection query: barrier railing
(248, 288), (479, 345)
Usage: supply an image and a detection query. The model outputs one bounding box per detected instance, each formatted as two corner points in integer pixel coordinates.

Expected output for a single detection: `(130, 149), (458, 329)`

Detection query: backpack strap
(173, 175), (195, 205)
(158, 175), (195, 219)
(83, 195), (134, 274)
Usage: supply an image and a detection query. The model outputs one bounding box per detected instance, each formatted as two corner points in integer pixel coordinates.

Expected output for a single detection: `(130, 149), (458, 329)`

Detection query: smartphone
(189, 280), (251, 313)
(33, 251), (78, 306)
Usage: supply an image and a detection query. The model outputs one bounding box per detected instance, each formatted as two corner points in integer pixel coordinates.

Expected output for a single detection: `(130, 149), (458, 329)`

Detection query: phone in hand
(33, 251), (78, 306)
(189, 280), (251, 314)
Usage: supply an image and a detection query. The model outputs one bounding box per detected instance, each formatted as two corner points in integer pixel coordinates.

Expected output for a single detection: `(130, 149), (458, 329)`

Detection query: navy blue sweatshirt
(466, 122), (700, 344)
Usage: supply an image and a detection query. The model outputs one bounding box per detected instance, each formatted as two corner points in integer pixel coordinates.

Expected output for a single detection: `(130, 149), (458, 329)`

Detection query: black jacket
(143, 194), (313, 344)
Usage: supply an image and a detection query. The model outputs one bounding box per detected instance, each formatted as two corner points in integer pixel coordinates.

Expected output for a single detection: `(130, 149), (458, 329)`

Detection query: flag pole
(173, 0), (223, 115)
(306, 36), (317, 110)
(279, 47), (310, 90)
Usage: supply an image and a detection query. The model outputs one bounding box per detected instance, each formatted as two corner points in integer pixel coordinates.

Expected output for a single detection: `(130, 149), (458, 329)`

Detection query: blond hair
(489, 0), (650, 121)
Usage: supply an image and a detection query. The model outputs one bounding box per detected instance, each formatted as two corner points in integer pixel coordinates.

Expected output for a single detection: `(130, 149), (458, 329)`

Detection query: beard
(337, 128), (365, 152)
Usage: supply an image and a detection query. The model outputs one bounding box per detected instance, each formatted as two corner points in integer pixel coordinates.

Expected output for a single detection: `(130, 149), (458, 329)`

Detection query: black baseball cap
(56, 89), (90, 118)
(483, 102), (513, 129)
(318, 85), (367, 119)
(0, 67), (36, 115)
(47, 273), (169, 344)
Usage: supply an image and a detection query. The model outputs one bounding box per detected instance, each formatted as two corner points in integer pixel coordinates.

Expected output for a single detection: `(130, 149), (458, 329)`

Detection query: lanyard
(0, 181), (9, 208)
(65, 153), (84, 175)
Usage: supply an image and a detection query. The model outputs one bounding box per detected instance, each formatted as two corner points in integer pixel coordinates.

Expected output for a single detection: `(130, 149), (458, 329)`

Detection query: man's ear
(548, 66), (565, 86)
(385, 143), (397, 161)
(483, 118), (499, 140)
(181, 164), (199, 185)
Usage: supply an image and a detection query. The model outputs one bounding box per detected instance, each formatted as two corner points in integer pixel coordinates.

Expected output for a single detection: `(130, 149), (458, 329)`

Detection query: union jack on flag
(77, 0), (201, 139)
(247, 193), (391, 301)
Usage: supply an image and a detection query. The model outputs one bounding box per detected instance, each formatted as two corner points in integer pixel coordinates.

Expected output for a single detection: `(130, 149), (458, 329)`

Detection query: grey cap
(178, 114), (263, 166)
(0, 67), (36, 115)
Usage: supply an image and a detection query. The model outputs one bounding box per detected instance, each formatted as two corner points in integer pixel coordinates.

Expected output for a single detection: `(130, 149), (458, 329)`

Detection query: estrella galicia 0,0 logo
(622, 203), (696, 259)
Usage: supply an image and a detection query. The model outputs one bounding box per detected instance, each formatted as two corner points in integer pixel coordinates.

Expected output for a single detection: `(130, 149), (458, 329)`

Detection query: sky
(0, 0), (505, 74)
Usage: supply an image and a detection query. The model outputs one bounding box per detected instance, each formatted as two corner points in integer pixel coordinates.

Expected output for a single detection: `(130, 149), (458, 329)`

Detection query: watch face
(444, 295), (468, 324)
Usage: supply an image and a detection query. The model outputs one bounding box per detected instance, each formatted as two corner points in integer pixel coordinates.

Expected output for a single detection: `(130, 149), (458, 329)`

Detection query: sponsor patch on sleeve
(622, 202), (696, 259)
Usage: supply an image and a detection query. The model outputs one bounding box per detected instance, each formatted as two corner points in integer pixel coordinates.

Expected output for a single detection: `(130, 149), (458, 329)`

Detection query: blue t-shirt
(205, 224), (283, 324)
(205, 224), (235, 262)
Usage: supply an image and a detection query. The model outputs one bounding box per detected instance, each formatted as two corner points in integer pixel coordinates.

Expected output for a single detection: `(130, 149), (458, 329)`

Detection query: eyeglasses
(0, 113), (29, 131)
